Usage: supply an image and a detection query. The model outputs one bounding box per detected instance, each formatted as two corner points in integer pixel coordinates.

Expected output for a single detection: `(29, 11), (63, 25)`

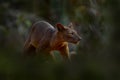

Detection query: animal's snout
(78, 36), (82, 41)
(73, 36), (82, 44)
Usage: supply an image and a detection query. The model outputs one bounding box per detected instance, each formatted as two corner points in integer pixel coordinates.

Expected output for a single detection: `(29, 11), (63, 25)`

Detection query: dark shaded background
(0, 0), (120, 80)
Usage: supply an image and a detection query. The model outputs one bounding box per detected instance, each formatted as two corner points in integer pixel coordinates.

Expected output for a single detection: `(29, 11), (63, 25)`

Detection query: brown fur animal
(24, 21), (81, 60)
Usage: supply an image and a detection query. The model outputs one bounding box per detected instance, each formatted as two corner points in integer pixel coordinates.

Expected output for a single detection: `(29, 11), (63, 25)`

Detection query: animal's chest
(51, 43), (65, 51)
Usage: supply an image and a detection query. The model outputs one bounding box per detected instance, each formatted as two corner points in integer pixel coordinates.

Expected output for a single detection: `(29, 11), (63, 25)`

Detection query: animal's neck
(50, 31), (65, 49)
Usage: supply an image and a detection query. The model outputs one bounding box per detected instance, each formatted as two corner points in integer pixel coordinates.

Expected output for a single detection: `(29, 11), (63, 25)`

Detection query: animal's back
(30, 21), (56, 48)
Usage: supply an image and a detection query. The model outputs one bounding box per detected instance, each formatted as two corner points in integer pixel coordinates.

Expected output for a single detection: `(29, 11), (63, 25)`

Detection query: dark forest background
(0, 0), (120, 80)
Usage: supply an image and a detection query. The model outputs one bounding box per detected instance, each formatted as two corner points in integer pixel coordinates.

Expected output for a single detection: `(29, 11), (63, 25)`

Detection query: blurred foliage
(0, 0), (120, 80)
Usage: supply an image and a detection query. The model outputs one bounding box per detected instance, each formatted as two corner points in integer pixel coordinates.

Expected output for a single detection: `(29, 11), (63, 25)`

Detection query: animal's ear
(68, 22), (73, 29)
(56, 23), (65, 31)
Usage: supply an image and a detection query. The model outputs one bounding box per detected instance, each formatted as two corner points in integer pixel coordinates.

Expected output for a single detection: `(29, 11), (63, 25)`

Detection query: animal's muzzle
(77, 36), (82, 41)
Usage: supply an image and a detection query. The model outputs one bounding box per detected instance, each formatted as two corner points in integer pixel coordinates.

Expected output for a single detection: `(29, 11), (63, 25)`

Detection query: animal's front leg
(50, 52), (56, 61)
(59, 45), (70, 61)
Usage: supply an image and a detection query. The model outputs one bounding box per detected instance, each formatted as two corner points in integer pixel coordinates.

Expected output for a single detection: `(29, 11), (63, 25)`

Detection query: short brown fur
(24, 21), (81, 60)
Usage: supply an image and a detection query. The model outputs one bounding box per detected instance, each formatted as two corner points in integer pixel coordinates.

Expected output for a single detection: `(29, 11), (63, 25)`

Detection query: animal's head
(56, 23), (82, 44)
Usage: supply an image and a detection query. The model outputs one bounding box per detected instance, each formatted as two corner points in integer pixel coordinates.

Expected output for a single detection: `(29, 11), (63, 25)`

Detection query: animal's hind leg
(24, 44), (36, 56)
